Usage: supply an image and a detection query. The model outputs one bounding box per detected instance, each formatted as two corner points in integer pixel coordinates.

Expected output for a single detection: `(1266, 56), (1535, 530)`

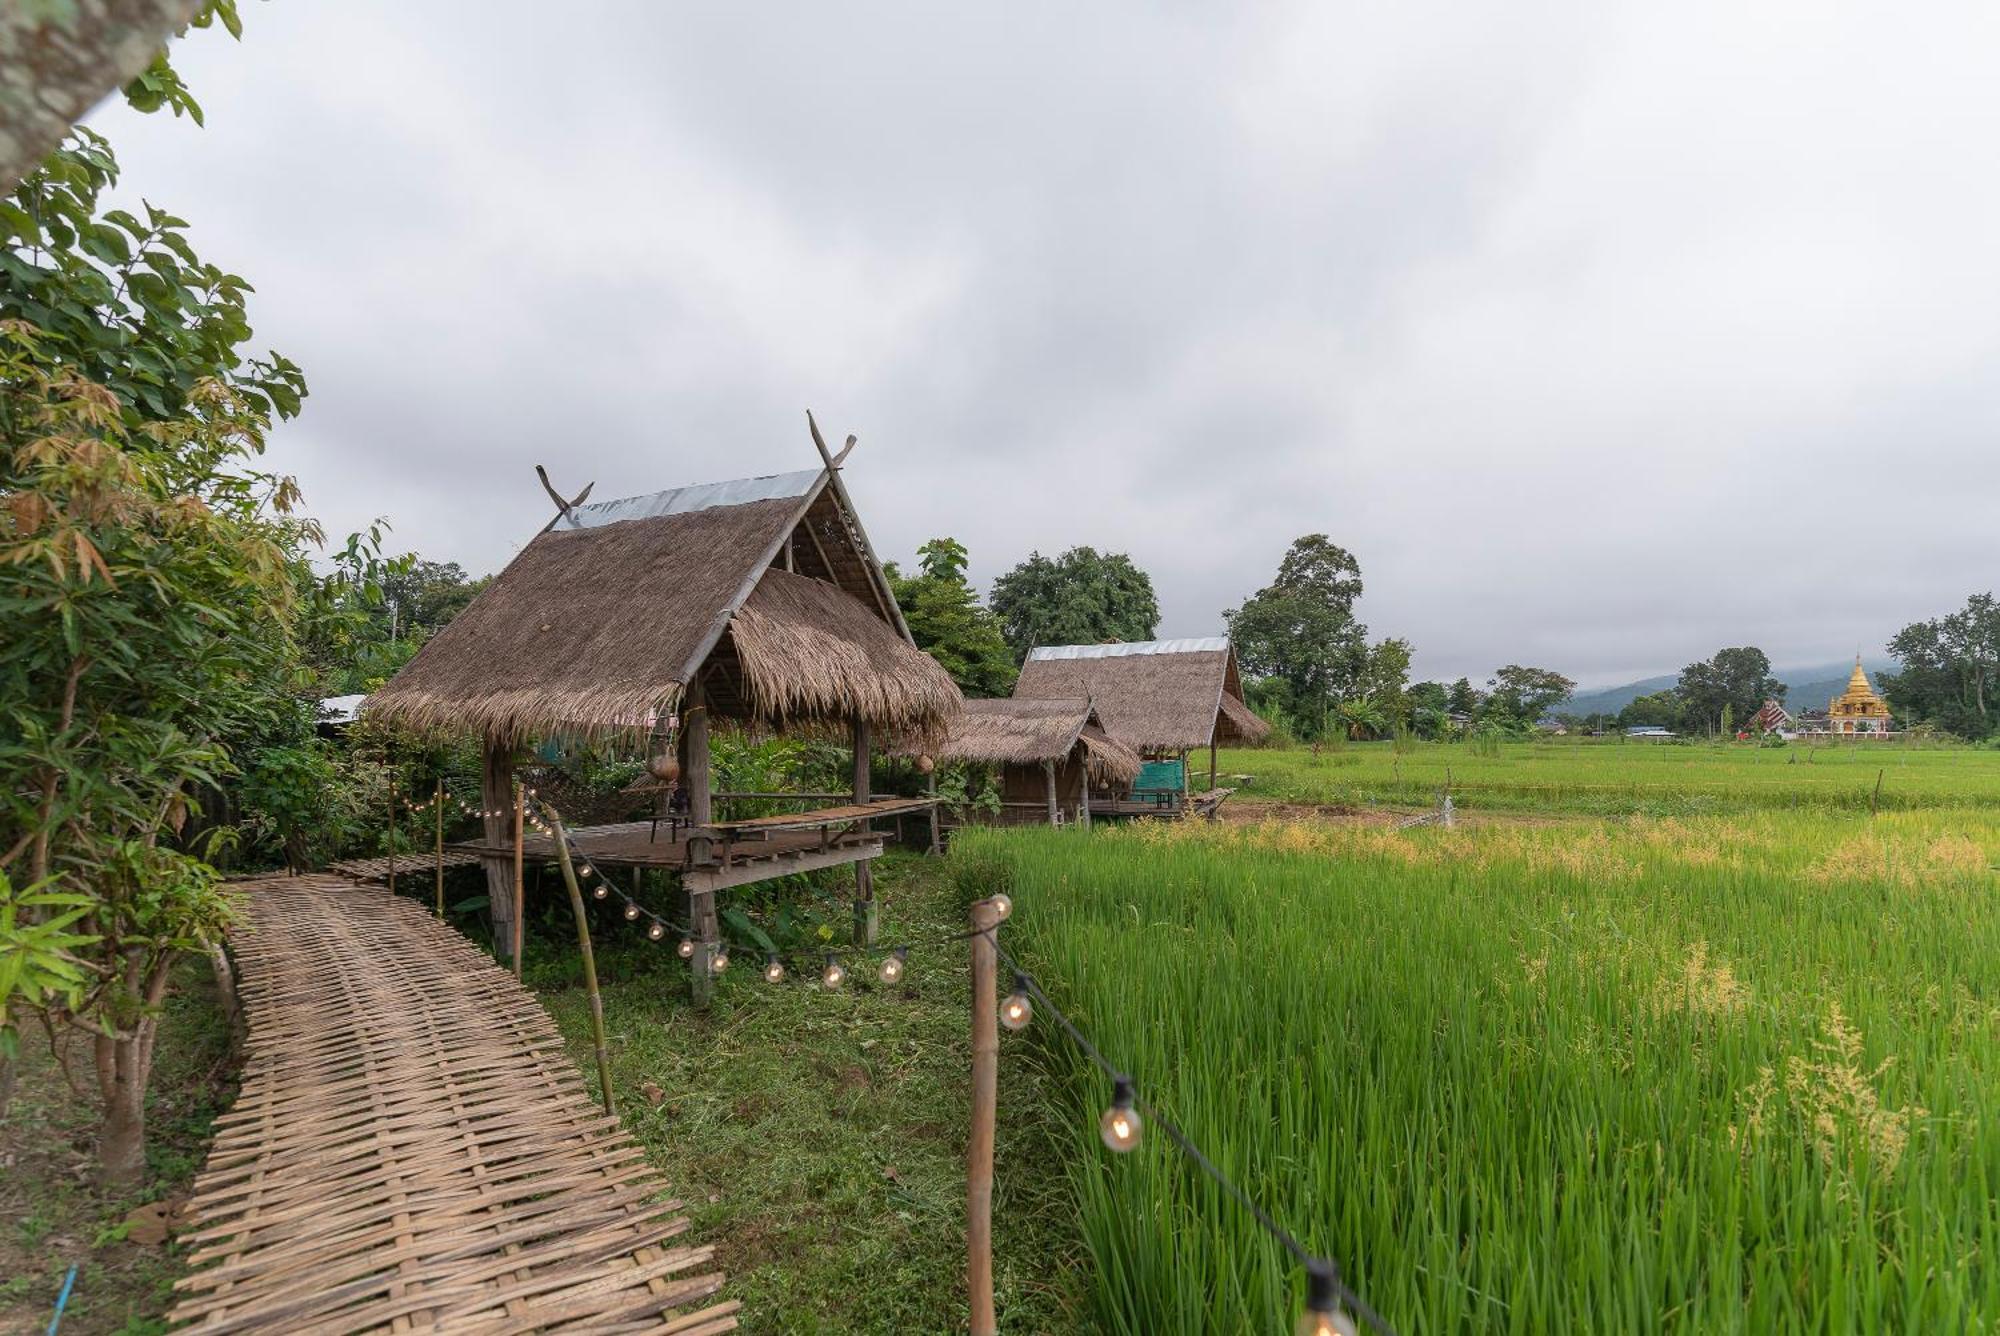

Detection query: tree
(0, 124), (309, 1184)
(1881, 594), (2000, 739)
(1619, 691), (1683, 730)
(1484, 665), (1576, 724)
(1224, 535), (1369, 735)
(1674, 647), (1781, 736)
(1446, 678), (1482, 716)
(885, 538), (1016, 697)
(0, 0), (226, 190)
(989, 546), (1159, 661)
(1354, 637), (1414, 728)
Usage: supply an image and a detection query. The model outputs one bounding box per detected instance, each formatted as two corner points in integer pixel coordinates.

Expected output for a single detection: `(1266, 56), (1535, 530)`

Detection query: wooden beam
(966, 896), (1005, 1336)
(534, 465), (595, 531)
(683, 839), (885, 893)
(1043, 758), (1059, 827)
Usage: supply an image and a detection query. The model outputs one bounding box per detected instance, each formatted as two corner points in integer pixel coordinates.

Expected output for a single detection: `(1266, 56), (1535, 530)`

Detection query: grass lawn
(1217, 737), (2000, 816)
(537, 850), (1089, 1334)
(0, 959), (236, 1336)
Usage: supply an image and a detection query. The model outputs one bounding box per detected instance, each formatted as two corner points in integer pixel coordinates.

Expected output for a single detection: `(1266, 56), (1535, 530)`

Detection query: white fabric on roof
(558, 469), (822, 531)
(1027, 637), (1230, 661)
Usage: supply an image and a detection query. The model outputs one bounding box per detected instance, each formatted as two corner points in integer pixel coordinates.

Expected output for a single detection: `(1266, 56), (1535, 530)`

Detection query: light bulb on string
(591, 883), (608, 901)
(678, 935), (695, 960)
(990, 893), (1012, 921)
(646, 921), (665, 941)
(822, 955), (846, 989)
(622, 902), (640, 922)
(1001, 974), (1033, 1031)
(763, 954), (785, 983)
(1295, 1263), (1358, 1336)
(1099, 1076), (1141, 1152)
(711, 945), (730, 974)
(878, 946), (909, 985)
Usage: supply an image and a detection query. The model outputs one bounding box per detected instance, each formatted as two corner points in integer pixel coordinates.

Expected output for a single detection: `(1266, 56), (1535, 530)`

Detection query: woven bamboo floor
(169, 874), (740, 1334)
(328, 849), (485, 884)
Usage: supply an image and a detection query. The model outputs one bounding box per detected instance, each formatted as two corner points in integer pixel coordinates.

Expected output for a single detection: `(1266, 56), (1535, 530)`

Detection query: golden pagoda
(1828, 658), (1892, 735)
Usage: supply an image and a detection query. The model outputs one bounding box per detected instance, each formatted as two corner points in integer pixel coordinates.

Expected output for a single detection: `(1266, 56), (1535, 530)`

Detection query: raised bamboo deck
(169, 874), (739, 1333)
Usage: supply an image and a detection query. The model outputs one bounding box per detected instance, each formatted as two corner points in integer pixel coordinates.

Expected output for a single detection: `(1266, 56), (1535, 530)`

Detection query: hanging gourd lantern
(647, 748), (681, 783)
(916, 754), (936, 775)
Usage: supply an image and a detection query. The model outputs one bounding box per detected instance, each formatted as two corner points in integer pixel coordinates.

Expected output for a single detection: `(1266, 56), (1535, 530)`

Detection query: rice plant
(964, 812), (2000, 1332)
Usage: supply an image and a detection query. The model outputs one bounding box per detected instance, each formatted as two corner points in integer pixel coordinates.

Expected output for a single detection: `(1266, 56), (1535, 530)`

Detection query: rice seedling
(962, 810), (2000, 1332)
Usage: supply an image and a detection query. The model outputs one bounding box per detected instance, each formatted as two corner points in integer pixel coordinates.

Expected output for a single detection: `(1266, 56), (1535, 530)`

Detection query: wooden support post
(852, 716), (877, 946)
(681, 678), (718, 1008)
(511, 780), (525, 979)
(1079, 762), (1092, 831)
(1043, 758), (1059, 827)
(386, 777), (398, 895)
(1180, 748), (1191, 813)
(689, 885), (720, 1009)
(967, 896), (1002, 1336)
(550, 814), (614, 1115)
(927, 770), (941, 854)
(481, 736), (517, 961)
(433, 778), (445, 919)
(1209, 735), (1218, 790)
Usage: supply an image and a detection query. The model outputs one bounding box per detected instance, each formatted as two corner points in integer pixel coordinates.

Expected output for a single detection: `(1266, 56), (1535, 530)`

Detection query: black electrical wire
(991, 935), (1395, 1336)
(523, 794), (1391, 1331)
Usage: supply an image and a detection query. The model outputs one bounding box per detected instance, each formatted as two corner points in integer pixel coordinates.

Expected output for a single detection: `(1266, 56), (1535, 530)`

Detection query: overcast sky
(88, 2), (2000, 687)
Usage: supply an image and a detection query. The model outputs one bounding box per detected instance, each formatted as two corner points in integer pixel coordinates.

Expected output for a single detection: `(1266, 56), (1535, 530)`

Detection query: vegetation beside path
(542, 851), (1087, 1334)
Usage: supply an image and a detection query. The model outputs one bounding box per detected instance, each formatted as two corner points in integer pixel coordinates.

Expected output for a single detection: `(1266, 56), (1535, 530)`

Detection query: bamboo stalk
(433, 778), (445, 918)
(549, 814), (615, 1115)
(511, 781), (525, 979)
(966, 897), (1002, 1336)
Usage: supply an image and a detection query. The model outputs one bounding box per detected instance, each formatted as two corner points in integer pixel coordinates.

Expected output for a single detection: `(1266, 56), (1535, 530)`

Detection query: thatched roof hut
(1011, 637), (1269, 754)
(920, 698), (1142, 788)
(365, 465), (961, 745)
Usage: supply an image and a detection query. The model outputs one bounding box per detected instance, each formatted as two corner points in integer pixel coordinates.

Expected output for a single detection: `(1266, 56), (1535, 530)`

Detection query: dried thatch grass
(906, 697), (1142, 785)
(365, 482), (960, 745)
(1013, 641), (1270, 751)
(727, 568), (960, 740)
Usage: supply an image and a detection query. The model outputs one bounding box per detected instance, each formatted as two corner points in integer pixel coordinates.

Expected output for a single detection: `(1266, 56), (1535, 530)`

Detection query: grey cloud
(83, 1), (2000, 688)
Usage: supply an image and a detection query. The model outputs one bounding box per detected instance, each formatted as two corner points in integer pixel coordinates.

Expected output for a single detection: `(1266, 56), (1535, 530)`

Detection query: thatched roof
(365, 466), (959, 744)
(1011, 637), (1271, 752)
(909, 697), (1142, 786)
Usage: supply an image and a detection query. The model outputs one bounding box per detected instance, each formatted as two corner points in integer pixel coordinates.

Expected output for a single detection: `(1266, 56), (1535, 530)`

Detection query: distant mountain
(1562, 659), (1898, 718)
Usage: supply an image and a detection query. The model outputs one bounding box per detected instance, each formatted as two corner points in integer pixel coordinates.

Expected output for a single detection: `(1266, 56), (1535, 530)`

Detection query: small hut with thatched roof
(365, 419), (959, 1000)
(1010, 637), (1268, 804)
(912, 698), (1140, 830)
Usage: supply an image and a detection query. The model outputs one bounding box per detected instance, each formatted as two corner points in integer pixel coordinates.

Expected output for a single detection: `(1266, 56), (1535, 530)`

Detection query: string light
(878, 946), (909, 985)
(1099, 1076), (1142, 1152)
(822, 955), (846, 989)
(1297, 1264), (1358, 1336)
(1001, 974), (1032, 1031)
(711, 945), (730, 974)
(677, 935), (695, 960)
(646, 921), (665, 941)
(763, 954), (785, 983)
(989, 893), (1012, 920)
(622, 902), (640, 922)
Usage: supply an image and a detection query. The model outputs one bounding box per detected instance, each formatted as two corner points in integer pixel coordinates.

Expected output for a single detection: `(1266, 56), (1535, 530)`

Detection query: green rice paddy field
(1213, 737), (2000, 816)
(961, 742), (2000, 1333)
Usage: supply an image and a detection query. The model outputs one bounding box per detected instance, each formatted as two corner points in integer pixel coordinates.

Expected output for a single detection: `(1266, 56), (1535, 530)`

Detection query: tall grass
(962, 815), (2000, 1332)
(1221, 739), (2000, 817)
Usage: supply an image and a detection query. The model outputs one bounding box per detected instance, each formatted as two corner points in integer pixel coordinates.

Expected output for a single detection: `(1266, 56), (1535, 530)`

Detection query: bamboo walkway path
(168, 874), (740, 1333)
(328, 849), (485, 884)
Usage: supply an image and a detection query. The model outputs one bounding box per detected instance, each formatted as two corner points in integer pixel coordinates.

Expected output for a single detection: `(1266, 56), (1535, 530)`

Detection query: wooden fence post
(967, 897), (1002, 1336)
(511, 780), (525, 978)
(853, 715), (878, 945)
(433, 778), (445, 919)
(927, 769), (941, 854)
(550, 813), (614, 1115)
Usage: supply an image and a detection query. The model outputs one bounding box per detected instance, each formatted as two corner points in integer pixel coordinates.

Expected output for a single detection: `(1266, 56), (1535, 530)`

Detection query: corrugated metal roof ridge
(559, 468), (823, 531)
(1026, 636), (1230, 661)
